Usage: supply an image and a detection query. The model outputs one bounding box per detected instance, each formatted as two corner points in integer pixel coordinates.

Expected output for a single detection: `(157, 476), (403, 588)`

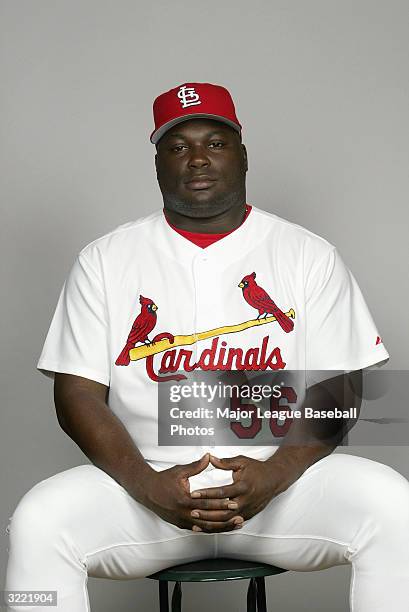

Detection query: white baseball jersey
(36, 206), (389, 463)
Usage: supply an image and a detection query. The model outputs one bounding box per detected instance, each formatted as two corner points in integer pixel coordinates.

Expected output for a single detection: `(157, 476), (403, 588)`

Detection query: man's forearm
(265, 425), (337, 478)
(266, 371), (362, 476)
(56, 388), (153, 504)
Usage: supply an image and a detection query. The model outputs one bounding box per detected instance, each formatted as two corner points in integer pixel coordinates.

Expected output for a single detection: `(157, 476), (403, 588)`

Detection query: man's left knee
(363, 462), (409, 526)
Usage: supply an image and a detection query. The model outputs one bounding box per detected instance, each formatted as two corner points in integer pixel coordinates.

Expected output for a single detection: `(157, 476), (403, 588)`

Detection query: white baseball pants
(4, 453), (409, 611)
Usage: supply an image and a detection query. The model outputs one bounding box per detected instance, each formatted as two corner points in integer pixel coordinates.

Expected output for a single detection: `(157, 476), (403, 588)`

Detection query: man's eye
(171, 142), (224, 152)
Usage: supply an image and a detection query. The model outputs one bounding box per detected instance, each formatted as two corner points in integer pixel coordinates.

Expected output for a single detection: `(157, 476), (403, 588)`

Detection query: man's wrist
(265, 443), (335, 476)
(119, 455), (156, 504)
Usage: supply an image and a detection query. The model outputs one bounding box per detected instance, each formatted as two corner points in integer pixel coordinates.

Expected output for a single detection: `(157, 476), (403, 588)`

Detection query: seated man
(5, 82), (409, 611)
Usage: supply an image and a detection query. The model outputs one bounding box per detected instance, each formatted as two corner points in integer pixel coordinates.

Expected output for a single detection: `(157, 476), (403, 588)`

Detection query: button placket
(192, 254), (216, 451)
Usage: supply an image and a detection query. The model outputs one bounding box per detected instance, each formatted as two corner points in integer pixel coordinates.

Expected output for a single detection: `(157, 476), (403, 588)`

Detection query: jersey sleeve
(305, 247), (389, 388)
(36, 250), (111, 386)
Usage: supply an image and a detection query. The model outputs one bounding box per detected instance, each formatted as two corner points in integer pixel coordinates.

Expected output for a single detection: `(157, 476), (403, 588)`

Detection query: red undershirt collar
(164, 204), (252, 248)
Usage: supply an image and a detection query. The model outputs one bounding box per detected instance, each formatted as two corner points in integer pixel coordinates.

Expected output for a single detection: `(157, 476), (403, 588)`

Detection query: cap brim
(150, 114), (241, 144)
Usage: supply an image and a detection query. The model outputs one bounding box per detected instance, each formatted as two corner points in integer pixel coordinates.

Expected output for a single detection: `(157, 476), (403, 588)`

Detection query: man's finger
(188, 497), (239, 511)
(180, 453), (210, 477)
(190, 509), (243, 523)
(191, 482), (245, 499)
(191, 517), (244, 533)
(209, 455), (243, 470)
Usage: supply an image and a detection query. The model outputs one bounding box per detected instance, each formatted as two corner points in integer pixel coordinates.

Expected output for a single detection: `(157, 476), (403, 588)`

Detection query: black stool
(147, 558), (288, 611)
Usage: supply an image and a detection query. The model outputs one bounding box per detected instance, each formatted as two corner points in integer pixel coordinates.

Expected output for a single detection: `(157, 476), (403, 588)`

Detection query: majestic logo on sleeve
(115, 273), (295, 381)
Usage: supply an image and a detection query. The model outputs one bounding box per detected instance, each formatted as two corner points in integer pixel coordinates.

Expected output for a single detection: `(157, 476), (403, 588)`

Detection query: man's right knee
(7, 480), (63, 552)
(8, 465), (109, 543)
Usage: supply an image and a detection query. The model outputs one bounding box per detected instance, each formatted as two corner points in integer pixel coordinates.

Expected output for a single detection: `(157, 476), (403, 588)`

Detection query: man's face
(155, 118), (248, 219)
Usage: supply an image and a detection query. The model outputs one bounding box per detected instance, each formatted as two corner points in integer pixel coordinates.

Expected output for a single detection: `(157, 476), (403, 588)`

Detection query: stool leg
(159, 581), (169, 612)
(171, 581), (182, 612)
(255, 577), (267, 612)
(246, 578), (257, 612)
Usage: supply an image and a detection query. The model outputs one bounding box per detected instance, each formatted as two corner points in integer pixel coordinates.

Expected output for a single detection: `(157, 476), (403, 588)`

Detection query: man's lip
(185, 178), (217, 190)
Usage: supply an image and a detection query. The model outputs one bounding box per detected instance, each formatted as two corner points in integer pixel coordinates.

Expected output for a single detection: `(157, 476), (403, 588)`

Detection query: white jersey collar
(157, 204), (270, 264)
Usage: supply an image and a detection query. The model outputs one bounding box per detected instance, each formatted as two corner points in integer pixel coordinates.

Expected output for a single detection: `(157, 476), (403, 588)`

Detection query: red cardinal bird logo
(115, 295), (158, 366)
(238, 272), (294, 333)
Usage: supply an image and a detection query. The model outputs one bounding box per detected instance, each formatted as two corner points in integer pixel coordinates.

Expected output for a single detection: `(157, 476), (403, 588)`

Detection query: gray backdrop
(1, 1), (408, 610)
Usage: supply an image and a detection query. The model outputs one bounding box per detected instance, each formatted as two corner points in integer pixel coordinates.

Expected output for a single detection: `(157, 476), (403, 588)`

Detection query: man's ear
(242, 144), (248, 172)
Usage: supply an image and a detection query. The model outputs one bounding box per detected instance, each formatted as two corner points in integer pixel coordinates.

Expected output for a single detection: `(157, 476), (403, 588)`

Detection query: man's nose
(188, 146), (210, 168)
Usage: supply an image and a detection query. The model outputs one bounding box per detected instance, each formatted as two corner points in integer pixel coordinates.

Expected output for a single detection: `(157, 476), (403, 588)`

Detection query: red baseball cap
(150, 82), (242, 144)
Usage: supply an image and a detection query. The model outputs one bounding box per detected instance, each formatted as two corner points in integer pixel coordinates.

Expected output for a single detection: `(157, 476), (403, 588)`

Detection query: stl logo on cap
(177, 85), (201, 109)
